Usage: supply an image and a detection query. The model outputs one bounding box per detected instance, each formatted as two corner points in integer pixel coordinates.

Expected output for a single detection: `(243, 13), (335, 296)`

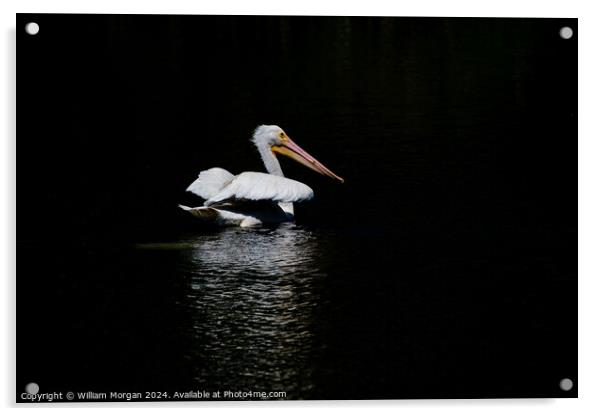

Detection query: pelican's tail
(178, 204), (220, 221)
(178, 204), (261, 227)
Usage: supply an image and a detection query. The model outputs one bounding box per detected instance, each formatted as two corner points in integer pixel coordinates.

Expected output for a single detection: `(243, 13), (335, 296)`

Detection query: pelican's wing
(186, 167), (235, 199)
(204, 172), (314, 206)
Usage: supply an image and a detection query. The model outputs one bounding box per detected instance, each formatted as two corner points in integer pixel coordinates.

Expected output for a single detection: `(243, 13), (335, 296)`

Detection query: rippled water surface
(130, 224), (403, 399)
(159, 226), (326, 397)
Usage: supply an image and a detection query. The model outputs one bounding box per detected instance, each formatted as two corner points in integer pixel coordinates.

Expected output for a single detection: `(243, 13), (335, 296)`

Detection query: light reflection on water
(173, 224), (328, 398)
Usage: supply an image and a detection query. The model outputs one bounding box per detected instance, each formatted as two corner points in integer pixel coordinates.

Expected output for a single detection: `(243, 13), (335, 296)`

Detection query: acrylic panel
(17, 14), (577, 402)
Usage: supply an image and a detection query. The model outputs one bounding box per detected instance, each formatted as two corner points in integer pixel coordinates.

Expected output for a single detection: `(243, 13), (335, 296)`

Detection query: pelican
(179, 125), (344, 227)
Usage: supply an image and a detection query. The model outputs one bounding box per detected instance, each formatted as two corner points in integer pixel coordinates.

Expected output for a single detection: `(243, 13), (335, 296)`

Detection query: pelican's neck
(256, 144), (295, 217)
(258, 145), (284, 177)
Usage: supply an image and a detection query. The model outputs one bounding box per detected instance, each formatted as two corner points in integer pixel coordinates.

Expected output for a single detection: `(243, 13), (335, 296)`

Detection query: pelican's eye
(279, 132), (287, 141)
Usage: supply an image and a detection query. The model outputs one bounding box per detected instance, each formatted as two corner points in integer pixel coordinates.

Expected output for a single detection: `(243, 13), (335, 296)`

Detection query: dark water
(161, 227), (325, 397)
(18, 15), (576, 400)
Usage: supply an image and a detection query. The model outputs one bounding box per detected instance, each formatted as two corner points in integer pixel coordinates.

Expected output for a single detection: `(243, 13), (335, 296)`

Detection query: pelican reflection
(176, 225), (326, 398)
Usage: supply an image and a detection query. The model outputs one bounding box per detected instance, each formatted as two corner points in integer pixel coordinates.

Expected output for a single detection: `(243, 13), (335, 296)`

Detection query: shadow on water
(140, 224), (328, 398)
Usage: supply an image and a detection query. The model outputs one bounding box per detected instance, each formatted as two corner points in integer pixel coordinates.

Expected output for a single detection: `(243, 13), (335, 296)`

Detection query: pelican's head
(252, 125), (344, 183)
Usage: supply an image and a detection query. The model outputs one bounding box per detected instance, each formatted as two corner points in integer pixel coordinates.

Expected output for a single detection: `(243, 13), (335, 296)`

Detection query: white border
(3, 1), (601, 415)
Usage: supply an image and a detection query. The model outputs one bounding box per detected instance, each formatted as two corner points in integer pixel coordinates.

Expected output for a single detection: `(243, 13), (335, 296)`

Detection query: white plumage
(186, 167), (234, 200)
(180, 125), (343, 227)
(203, 171), (314, 206)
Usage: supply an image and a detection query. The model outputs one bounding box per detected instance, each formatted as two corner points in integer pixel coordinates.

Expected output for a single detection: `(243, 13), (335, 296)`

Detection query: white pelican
(179, 125), (344, 227)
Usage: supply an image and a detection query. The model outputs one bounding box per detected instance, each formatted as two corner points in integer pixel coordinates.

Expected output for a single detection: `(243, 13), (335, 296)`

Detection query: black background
(17, 14), (576, 400)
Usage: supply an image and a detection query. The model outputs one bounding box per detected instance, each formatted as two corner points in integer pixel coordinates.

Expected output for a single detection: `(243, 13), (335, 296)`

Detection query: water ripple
(173, 224), (327, 398)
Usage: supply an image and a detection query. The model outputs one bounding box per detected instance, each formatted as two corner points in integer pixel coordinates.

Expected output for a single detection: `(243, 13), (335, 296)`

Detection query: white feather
(186, 167), (235, 199)
(178, 204), (260, 226)
(204, 172), (314, 206)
